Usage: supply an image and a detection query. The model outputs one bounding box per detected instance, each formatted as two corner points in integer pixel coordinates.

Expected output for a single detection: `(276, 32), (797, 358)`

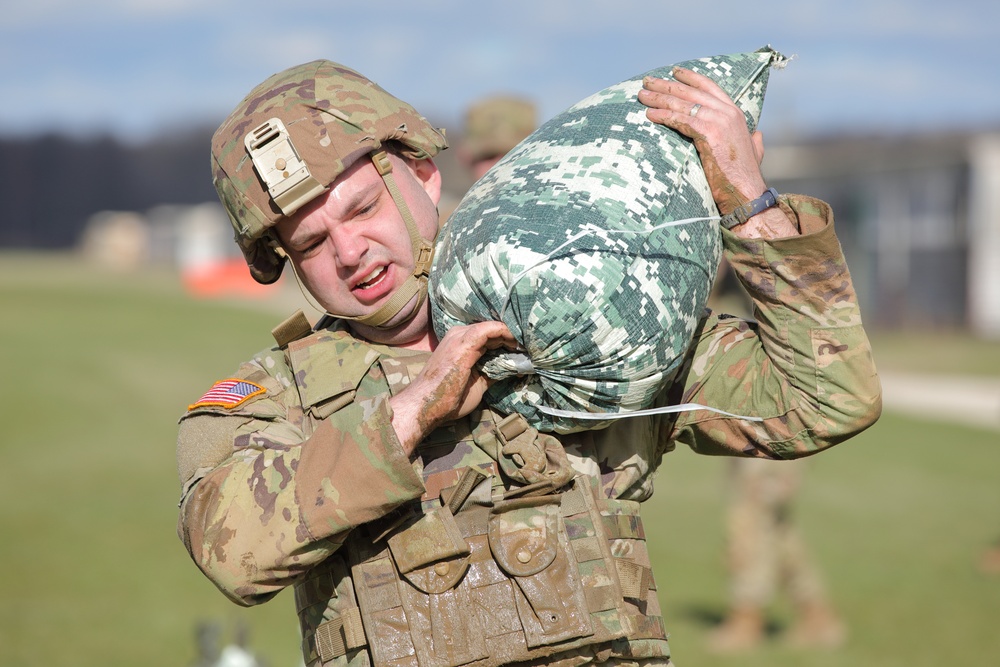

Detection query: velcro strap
(615, 559), (652, 602)
(558, 483), (589, 517)
(501, 480), (557, 499)
(602, 513), (646, 540)
(421, 462), (497, 502)
(444, 466), (489, 514)
(271, 309), (313, 348)
(585, 584), (620, 613)
(294, 570), (337, 613)
(571, 535), (604, 563)
(315, 607), (367, 661)
(496, 412), (529, 441)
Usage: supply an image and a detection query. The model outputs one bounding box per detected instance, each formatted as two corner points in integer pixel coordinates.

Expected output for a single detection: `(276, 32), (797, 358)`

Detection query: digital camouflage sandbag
(430, 46), (789, 433)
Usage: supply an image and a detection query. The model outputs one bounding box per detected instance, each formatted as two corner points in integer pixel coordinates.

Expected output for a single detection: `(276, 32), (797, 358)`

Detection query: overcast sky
(3, 0), (997, 141)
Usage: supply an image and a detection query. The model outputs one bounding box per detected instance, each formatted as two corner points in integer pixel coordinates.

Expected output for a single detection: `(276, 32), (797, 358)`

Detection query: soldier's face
(276, 154), (441, 343)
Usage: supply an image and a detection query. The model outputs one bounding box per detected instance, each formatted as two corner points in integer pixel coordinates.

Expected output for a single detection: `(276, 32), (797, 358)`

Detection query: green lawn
(869, 330), (1000, 377)
(2, 252), (998, 667)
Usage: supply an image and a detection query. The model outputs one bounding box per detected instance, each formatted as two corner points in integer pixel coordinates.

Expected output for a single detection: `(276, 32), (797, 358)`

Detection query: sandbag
(430, 46), (788, 433)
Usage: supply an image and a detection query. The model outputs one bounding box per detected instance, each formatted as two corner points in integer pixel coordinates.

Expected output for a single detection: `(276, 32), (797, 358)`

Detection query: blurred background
(2, 1), (999, 666)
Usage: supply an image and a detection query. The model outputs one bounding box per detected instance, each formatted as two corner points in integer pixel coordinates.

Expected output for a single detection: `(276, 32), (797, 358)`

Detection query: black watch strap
(719, 187), (779, 229)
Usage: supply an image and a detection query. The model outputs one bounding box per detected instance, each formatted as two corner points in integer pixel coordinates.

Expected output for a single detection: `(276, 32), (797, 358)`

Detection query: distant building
(75, 127), (1000, 338)
(78, 210), (150, 271)
(764, 129), (1000, 338)
(81, 202), (272, 298)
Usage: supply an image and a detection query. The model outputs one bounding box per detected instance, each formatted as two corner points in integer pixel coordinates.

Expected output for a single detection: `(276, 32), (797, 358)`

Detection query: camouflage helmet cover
(462, 95), (537, 162)
(211, 59), (448, 284)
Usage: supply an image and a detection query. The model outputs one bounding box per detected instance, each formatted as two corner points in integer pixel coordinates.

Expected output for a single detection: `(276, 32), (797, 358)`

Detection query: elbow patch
(176, 413), (250, 488)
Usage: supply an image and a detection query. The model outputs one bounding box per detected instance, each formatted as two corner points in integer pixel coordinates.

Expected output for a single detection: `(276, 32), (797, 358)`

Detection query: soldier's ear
(410, 158), (442, 207)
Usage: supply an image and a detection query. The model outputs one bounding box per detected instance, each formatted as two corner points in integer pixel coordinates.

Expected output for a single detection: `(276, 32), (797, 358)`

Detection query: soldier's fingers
(468, 320), (517, 349)
(671, 67), (734, 105)
(639, 91), (710, 128)
(641, 75), (676, 96)
(440, 322), (517, 363)
(641, 77), (707, 107)
(641, 104), (707, 144)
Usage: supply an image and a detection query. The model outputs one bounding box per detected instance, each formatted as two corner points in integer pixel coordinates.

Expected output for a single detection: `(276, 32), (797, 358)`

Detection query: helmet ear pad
(245, 230), (287, 285)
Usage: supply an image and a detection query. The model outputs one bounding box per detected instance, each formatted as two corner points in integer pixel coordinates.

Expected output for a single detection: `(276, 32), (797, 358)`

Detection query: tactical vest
(274, 317), (670, 667)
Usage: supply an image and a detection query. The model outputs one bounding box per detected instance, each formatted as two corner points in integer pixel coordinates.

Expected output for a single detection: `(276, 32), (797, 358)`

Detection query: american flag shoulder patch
(188, 378), (266, 410)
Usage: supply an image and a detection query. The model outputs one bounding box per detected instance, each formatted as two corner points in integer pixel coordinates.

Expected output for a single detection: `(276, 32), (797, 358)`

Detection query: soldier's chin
(380, 295), (422, 330)
(356, 293), (427, 342)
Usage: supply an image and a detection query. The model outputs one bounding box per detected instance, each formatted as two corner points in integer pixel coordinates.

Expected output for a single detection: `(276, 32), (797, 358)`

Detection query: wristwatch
(719, 187), (779, 229)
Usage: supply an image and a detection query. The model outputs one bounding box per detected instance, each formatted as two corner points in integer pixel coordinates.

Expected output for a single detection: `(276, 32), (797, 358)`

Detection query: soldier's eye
(299, 238), (324, 255)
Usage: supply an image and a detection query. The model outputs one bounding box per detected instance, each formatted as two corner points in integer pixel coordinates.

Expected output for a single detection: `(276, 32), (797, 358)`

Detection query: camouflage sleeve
(176, 359), (425, 606)
(662, 194), (882, 459)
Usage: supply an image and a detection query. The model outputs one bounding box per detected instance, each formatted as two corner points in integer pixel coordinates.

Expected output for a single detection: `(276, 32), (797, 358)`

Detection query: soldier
(438, 94), (537, 225)
(980, 540), (1000, 574)
(708, 458), (846, 652)
(176, 59), (881, 667)
(705, 260), (845, 652)
(459, 95), (537, 180)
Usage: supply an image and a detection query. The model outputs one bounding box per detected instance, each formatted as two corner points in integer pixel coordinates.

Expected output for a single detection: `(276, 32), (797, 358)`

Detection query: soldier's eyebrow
(339, 181), (382, 218)
(282, 213), (325, 250)
(286, 227), (323, 250)
(285, 181), (382, 249)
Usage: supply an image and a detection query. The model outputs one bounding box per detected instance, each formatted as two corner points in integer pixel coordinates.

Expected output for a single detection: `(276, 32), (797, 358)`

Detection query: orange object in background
(182, 258), (274, 298)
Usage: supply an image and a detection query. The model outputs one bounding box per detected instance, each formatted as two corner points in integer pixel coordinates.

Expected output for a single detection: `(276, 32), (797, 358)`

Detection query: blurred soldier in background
(189, 620), (263, 667)
(438, 94), (537, 224)
(459, 95), (537, 180)
(980, 540), (1000, 574)
(706, 270), (846, 653)
(708, 458), (846, 652)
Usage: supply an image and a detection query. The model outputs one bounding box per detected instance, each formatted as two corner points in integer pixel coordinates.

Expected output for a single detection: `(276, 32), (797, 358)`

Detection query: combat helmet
(211, 59), (448, 328)
(462, 95), (536, 162)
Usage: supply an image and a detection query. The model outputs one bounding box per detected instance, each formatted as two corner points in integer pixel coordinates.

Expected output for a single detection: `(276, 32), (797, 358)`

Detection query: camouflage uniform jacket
(176, 194), (880, 666)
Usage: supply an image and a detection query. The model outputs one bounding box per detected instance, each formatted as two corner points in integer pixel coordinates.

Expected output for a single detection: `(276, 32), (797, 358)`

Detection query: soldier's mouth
(355, 266), (387, 291)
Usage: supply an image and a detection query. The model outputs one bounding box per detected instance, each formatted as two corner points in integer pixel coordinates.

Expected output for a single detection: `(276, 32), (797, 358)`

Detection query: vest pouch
(354, 504), (489, 667)
(488, 494), (593, 648)
(388, 505), (470, 579)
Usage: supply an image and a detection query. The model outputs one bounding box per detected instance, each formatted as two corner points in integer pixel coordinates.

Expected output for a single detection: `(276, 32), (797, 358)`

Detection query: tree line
(0, 118), (470, 251)
(0, 127), (218, 249)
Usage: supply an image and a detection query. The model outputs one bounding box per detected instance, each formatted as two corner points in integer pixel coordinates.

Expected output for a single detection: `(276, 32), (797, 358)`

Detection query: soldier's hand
(389, 321), (517, 456)
(638, 68), (797, 239)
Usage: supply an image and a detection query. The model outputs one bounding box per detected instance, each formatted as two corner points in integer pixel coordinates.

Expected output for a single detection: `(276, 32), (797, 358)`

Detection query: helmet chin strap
(333, 150), (435, 330)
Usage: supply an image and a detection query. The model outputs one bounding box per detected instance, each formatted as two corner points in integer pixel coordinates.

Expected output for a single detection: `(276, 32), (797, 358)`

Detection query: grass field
(2, 252), (999, 667)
